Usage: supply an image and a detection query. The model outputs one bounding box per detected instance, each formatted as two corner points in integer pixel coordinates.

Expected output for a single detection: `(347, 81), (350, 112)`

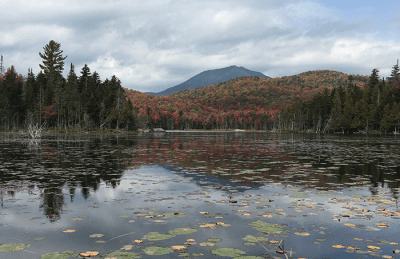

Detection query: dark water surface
(1, 132), (400, 258)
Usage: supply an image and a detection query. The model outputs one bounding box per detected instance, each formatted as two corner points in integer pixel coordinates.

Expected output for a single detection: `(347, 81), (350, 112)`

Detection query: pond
(1, 131), (400, 259)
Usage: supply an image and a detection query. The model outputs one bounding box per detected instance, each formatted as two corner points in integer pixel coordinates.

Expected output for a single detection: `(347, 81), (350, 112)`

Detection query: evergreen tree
(78, 64), (91, 93)
(351, 99), (368, 131)
(0, 67), (25, 129)
(39, 40), (67, 87)
(330, 89), (342, 131)
(339, 88), (354, 132)
(381, 103), (393, 131)
(389, 63), (400, 87)
(368, 103), (378, 130)
(364, 68), (379, 103)
(64, 63), (79, 127)
(25, 68), (37, 113)
(392, 102), (400, 133)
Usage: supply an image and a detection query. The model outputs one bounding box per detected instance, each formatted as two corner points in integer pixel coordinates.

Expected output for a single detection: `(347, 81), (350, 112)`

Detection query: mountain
(146, 65), (270, 96)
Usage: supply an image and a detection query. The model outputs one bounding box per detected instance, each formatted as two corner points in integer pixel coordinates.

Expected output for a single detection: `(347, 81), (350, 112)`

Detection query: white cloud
(1, 0), (400, 92)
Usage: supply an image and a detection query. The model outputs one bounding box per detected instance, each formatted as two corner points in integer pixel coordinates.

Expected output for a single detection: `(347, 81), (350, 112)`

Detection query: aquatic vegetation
(210, 248), (246, 257)
(168, 228), (197, 235)
(144, 232), (173, 241)
(102, 251), (140, 258)
(0, 244), (29, 252)
(248, 221), (283, 234)
(143, 246), (174, 255)
(41, 251), (79, 259)
(242, 235), (268, 243)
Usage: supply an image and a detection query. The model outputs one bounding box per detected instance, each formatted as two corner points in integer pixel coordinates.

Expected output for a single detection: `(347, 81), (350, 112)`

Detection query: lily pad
(143, 246), (174, 255)
(242, 235), (268, 243)
(294, 232), (310, 236)
(199, 242), (215, 247)
(163, 213), (187, 217)
(102, 251), (140, 258)
(144, 232), (173, 241)
(248, 221), (282, 234)
(210, 248), (246, 257)
(168, 228), (197, 235)
(0, 244), (29, 252)
(41, 250), (79, 259)
(89, 233), (104, 238)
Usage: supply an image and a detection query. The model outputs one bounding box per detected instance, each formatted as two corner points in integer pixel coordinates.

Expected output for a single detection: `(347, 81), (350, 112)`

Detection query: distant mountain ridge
(146, 65), (270, 96)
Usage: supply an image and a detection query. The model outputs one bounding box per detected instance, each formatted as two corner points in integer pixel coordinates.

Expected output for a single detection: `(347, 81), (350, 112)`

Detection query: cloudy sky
(1, 0), (400, 92)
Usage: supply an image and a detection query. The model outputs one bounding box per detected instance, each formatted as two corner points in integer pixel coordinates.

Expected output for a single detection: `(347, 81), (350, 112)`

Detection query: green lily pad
(143, 246), (174, 255)
(144, 232), (173, 241)
(41, 250), (79, 259)
(102, 251), (140, 258)
(89, 233), (104, 238)
(168, 228), (197, 235)
(34, 237), (45, 241)
(210, 248), (246, 257)
(163, 213), (187, 217)
(242, 235), (268, 243)
(0, 244), (29, 252)
(248, 221), (282, 234)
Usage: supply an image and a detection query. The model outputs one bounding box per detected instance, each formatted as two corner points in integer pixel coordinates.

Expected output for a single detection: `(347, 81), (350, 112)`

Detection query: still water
(0, 132), (400, 258)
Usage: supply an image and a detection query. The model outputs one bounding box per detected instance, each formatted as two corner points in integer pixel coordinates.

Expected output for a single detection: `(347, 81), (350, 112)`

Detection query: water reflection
(0, 132), (400, 222)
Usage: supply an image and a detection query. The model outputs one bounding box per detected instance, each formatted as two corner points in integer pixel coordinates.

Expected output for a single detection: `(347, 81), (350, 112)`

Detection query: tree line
(2, 40), (399, 133)
(0, 40), (136, 131)
(280, 64), (400, 133)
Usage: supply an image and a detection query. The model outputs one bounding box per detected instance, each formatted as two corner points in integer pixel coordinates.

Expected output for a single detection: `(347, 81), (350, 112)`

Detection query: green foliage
(281, 64), (400, 133)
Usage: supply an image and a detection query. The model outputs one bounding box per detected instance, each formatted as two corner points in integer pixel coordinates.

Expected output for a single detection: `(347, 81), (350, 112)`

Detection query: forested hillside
(281, 66), (400, 133)
(125, 70), (369, 130)
(0, 41), (136, 131)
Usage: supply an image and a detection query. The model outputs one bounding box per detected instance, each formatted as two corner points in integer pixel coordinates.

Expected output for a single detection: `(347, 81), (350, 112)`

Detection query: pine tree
(39, 40), (67, 86)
